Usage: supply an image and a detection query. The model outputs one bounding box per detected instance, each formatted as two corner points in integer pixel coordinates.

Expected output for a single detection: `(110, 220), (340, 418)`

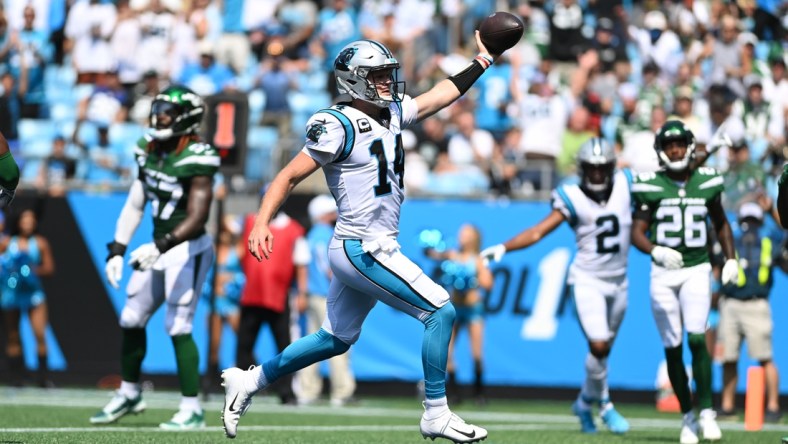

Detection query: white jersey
(551, 170), (633, 279)
(302, 95), (418, 241)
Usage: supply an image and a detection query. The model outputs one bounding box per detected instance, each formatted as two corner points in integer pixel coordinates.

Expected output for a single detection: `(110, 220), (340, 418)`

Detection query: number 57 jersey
(301, 96), (418, 241)
(551, 170), (633, 280)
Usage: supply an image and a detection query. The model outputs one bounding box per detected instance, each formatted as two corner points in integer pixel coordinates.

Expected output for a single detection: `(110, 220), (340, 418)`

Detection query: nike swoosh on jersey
(228, 394), (239, 412)
(450, 426), (476, 438)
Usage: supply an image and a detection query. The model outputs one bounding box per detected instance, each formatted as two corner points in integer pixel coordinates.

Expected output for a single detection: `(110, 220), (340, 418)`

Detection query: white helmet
(334, 40), (404, 108)
(576, 137), (616, 199)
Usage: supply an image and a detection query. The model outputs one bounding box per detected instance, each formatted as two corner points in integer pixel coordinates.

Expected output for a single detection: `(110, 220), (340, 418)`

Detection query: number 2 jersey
(631, 167), (724, 267)
(301, 96), (417, 241)
(134, 136), (220, 240)
(551, 170), (633, 279)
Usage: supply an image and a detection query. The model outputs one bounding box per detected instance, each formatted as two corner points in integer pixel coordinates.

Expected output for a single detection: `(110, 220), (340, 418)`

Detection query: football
(478, 11), (524, 55)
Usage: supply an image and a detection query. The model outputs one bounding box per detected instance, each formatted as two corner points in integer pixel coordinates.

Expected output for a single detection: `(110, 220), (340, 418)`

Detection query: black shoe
(717, 409), (737, 421)
(766, 409), (783, 423)
(279, 394), (298, 405)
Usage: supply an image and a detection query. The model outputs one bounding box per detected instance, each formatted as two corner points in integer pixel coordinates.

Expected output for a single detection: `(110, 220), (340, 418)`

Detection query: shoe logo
(450, 427), (476, 439)
(228, 394), (239, 412)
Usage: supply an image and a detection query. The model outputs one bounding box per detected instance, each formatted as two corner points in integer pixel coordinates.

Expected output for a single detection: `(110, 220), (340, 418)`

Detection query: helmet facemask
(655, 120), (696, 172)
(334, 40), (406, 108)
(576, 137), (616, 201)
(148, 86), (205, 141)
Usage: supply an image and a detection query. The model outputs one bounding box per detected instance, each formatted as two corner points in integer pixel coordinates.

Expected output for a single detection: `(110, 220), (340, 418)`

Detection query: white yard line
(2, 388), (787, 433)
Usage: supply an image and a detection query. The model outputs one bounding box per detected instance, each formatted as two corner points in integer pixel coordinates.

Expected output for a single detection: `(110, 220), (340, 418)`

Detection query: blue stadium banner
(58, 194), (788, 394)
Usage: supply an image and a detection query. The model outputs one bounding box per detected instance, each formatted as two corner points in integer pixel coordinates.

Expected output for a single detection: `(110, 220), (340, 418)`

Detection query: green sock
(688, 333), (713, 410)
(121, 328), (147, 382)
(665, 344), (693, 413)
(172, 334), (200, 397)
(0, 151), (19, 190)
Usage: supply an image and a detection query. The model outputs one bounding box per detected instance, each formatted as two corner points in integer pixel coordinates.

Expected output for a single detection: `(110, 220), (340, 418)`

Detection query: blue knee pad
(263, 329), (350, 382)
(422, 303), (456, 399)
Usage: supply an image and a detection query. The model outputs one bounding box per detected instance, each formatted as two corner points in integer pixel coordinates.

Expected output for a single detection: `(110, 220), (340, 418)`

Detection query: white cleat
(699, 408), (722, 441)
(680, 411), (700, 444)
(221, 367), (256, 439)
(420, 408), (487, 443)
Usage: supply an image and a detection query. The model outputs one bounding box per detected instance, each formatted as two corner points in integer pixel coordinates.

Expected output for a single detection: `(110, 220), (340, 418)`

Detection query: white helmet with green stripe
(334, 40), (405, 108)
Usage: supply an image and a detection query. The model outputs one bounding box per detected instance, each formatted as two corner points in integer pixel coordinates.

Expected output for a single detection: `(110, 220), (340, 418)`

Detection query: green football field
(1, 387), (786, 443)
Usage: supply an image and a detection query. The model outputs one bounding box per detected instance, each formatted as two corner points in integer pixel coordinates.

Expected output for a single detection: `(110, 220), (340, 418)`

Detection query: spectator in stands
(722, 136), (765, 211)
(0, 12), (14, 66)
(702, 84), (746, 171)
(0, 69), (21, 142)
(203, 214), (244, 388)
(707, 14), (750, 98)
(129, 70), (164, 126)
(718, 202), (783, 423)
(413, 116), (449, 167)
(547, 0), (587, 82)
(215, 0), (249, 74)
(629, 10), (682, 81)
(255, 55), (295, 137)
(593, 17), (627, 74)
(178, 41), (235, 96)
(135, 0), (176, 79)
(66, 0), (117, 84)
(669, 86), (705, 138)
(488, 127), (520, 196)
(0, 207), (55, 387)
(36, 135), (77, 196)
(10, 5), (51, 119)
(558, 106), (596, 177)
(513, 69), (570, 192)
(312, 0), (360, 98)
(740, 74), (784, 163)
(299, 195), (357, 407)
(110, 0), (143, 91)
(237, 188), (310, 405)
(618, 106), (664, 174)
(472, 53), (513, 140)
(73, 123), (131, 188)
(264, 0), (316, 66)
(76, 71), (130, 126)
(447, 110), (494, 171)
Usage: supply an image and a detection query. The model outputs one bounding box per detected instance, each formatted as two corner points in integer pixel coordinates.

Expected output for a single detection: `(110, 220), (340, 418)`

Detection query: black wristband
(106, 241), (127, 261)
(448, 60), (486, 96)
(154, 233), (178, 253)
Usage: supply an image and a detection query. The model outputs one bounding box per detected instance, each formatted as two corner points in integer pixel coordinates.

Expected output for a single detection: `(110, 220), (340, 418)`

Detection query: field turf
(0, 387), (786, 443)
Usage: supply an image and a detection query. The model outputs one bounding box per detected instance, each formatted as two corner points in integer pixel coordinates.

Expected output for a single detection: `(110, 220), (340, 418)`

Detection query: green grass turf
(0, 387), (786, 443)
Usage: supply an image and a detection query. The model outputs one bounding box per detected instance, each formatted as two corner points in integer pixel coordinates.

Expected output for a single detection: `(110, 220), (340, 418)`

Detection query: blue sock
(422, 303), (456, 400)
(263, 329), (350, 382)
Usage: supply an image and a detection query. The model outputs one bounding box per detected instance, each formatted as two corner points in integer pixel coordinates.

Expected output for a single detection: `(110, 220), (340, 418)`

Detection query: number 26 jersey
(631, 167), (724, 267)
(301, 96), (417, 241)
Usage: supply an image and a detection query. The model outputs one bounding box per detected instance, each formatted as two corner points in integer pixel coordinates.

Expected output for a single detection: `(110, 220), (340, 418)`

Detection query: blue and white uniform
(551, 170), (632, 342)
(301, 96), (450, 344)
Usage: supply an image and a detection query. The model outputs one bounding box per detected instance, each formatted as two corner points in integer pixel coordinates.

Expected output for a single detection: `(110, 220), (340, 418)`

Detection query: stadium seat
(20, 158), (42, 182)
(248, 89), (267, 125)
(247, 125), (278, 150)
(288, 91), (330, 135)
(246, 126), (278, 183)
(109, 122), (145, 149)
(18, 119), (57, 158)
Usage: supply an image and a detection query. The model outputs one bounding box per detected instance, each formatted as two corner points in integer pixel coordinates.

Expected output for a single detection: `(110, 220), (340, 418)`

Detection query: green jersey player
(631, 120), (738, 444)
(0, 130), (20, 208)
(90, 85), (219, 429)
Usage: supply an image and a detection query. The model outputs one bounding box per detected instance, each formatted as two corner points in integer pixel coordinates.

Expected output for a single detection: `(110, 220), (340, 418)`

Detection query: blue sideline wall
(17, 193), (787, 393)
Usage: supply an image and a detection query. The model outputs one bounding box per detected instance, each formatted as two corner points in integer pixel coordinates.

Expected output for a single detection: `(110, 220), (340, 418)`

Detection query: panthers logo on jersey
(307, 120), (327, 143)
(631, 167), (724, 267)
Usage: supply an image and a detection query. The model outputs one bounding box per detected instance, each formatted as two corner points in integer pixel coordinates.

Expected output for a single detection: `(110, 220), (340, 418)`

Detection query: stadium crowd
(0, 0), (783, 201)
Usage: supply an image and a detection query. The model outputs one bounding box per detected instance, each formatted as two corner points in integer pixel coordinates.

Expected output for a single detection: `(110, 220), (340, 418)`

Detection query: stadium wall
(4, 194), (788, 397)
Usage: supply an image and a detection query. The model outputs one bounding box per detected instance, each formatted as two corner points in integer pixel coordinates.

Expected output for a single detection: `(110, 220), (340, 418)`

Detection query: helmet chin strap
(658, 151), (691, 171)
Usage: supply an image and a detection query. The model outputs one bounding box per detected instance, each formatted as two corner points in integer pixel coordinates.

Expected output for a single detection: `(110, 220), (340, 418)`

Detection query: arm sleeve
(114, 179), (146, 245)
(399, 95), (419, 128)
(550, 186), (577, 226)
(300, 111), (348, 165)
(292, 237), (311, 266)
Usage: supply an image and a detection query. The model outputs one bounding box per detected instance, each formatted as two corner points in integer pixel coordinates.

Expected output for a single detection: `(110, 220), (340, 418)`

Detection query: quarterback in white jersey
(481, 138), (632, 435)
(222, 35), (505, 443)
